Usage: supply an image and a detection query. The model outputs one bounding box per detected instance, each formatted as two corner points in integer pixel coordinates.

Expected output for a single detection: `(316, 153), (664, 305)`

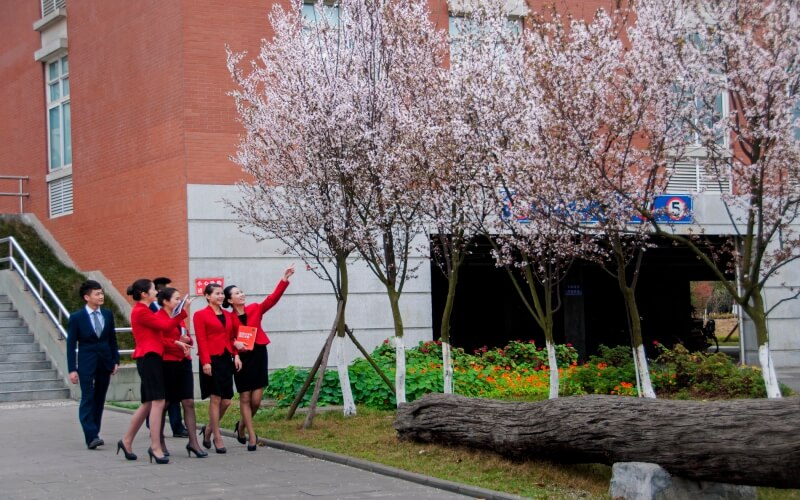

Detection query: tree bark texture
(394, 393), (800, 488)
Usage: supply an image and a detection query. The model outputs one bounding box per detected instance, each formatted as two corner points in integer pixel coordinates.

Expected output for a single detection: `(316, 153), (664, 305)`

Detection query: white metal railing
(0, 235), (135, 354)
(0, 235), (69, 338)
(0, 176), (30, 214)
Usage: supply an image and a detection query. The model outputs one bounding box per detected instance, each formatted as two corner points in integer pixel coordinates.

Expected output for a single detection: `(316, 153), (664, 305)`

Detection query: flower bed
(265, 338), (783, 410)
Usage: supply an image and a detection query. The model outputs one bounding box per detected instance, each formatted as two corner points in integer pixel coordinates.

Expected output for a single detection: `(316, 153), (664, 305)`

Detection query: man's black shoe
(172, 430), (190, 438)
(87, 437), (104, 449)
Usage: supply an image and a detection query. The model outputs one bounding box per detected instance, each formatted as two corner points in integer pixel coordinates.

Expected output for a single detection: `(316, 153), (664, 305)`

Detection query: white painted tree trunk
(395, 336), (406, 406)
(442, 341), (453, 394)
(758, 342), (782, 398)
(634, 344), (657, 398)
(334, 335), (356, 416)
(546, 339), (559, 399)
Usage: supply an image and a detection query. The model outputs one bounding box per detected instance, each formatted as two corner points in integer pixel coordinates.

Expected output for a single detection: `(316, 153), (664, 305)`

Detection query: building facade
(1, 0), (798, 374)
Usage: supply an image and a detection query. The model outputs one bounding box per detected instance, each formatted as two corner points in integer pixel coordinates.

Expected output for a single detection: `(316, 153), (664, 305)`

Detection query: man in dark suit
(67, 280), (119, 449)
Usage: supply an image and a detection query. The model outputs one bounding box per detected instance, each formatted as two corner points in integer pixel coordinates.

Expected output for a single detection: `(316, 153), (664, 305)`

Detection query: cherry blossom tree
(423, 3), (524, 394)
(240, 0), (442, 407)
(225, 0), (371, 417)
(523, 5), (690, 398)
(638, 0), (800, 398)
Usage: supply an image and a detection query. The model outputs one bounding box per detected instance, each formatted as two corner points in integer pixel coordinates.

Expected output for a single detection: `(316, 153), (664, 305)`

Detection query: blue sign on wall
(653, 195), (693, 224)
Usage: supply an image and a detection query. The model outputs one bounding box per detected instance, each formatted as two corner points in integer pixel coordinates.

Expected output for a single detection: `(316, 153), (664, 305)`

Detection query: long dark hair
(126, 279), (152, 301)
(157, 287), (179, 308)
(222, 285), (238, 309)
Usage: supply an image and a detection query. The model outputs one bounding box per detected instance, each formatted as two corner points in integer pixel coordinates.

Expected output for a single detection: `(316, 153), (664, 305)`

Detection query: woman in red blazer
(118, 279), (191, 465)
(193, 282), (241, 453)
(223, 264), (294, 451)
(156, 287), (207, 458)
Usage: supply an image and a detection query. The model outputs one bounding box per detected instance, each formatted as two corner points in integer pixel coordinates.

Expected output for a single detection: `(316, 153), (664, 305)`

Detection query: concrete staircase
(0, 295), (69, 402)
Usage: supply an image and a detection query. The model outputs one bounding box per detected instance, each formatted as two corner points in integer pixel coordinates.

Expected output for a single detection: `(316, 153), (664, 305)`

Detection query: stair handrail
(0, 235), (69, 338)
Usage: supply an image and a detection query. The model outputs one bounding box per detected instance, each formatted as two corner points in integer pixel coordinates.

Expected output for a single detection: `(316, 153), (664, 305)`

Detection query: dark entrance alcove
(429, 235), (733, 359)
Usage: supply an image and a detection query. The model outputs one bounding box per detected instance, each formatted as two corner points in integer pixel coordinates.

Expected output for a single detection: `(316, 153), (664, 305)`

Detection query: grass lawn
(110, 399), (799, 500)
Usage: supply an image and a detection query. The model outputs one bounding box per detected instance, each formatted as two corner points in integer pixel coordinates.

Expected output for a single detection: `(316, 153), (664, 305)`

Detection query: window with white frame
(47, 55), (71, 171)
(448, 15), (522, 64)
(46, 54), (73, 217)
(302, 2), (340, 28)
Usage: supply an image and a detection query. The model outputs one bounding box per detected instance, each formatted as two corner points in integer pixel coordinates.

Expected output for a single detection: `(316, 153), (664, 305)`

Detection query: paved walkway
(0, 400), (486, 500)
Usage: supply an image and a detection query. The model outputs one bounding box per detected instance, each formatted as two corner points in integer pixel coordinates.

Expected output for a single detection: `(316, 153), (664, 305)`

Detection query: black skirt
(234, 343), (269, 392)
(199, 353), (234, 400)
(136, 352), (165, 403)
(163, 358), (194, 402)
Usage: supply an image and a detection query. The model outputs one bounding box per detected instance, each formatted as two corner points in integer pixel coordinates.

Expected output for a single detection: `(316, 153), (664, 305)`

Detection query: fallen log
(393, 393), (800, 488)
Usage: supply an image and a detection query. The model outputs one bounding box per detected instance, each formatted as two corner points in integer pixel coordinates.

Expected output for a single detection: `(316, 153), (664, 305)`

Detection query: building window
(47, 55), (71, 171)
(302, 2), (340, 28)
(41, 0), (66, 18)
(667, 160), (731, 194)
(448, 15), (522, 64)
(48, 175), (73, 218)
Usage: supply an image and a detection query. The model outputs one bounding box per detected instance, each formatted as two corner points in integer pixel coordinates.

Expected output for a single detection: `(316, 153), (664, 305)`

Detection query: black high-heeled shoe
(214, 439), (227, 454)
(234, 421), (246, 444)
(147, 447), (169, 464)
(186, 443), (208, 458)
(116, 440), (137, 461)
(199, 425), (211, 449)
(247, 435), (258, 452)
(160, 444), (170, 457)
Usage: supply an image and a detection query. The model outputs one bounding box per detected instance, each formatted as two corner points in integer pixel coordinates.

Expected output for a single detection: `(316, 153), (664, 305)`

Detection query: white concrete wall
(186, 184), (433, 370)
(681, 194), (800, 369)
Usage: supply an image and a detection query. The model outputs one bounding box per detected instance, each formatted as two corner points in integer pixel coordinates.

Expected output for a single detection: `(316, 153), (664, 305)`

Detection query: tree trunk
(394, 393), (800, 488)
(388, 289), (406, 406)
(545, 339), (559, 399)
(440, 253), (459, 395)
(394, 335), (406, 406)
(334, 335), (356, 416)
(442, 341), (453, 394)
(336, 259), (357, 415)
(749, 291), (782, 398)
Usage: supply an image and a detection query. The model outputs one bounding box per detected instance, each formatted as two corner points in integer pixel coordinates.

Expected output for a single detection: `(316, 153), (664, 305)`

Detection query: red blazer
(157, 309), (192, 362)
(240, 279), (289, 346)
(193, 306), (239, 366)
(131, 302), (187, 359)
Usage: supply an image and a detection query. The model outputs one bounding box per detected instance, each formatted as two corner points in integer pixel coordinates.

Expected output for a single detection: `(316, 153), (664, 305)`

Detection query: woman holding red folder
(119, 279), (192, 465)
(156, 287), (207, 458)
(193, 283), (241, 453)
(223, 264), (294, 451)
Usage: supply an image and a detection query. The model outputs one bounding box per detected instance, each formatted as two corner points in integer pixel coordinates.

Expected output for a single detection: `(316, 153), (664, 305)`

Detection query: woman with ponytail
(117, 279), (192, 465)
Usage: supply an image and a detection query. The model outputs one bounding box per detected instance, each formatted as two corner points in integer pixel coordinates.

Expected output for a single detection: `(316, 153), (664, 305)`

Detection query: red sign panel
(194, 277), (224, 296)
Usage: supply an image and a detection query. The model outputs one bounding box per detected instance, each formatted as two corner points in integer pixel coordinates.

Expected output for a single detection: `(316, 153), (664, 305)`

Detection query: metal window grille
(48, 175), (73, 217)
(667, 161), (731, 194)
(41, 0), (66, 18)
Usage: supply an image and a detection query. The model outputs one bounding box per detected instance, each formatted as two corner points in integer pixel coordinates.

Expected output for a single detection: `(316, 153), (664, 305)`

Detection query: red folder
(236, 326), (257, 351)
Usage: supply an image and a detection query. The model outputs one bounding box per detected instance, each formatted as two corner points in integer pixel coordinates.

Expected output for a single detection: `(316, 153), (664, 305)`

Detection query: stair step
(0, 327), (30, 336)
(0, 369), (60, 382)
(0, 318), (24, 327)
(0, 332), (33, 342)
(0, 310), (18, 318)
(0, 343), (40, 354)
(0, 379), (66, 391)
(0, 352), (46, 363)
(0, 388), (70, 402)
(0, 360), (51, 372)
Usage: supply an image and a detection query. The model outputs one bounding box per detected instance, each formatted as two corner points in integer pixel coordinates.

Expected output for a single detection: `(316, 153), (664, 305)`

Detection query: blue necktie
(92, 311), (102, 338)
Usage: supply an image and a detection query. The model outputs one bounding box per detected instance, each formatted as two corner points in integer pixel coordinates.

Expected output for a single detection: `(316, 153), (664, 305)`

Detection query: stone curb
(105, 405), (522, 500)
